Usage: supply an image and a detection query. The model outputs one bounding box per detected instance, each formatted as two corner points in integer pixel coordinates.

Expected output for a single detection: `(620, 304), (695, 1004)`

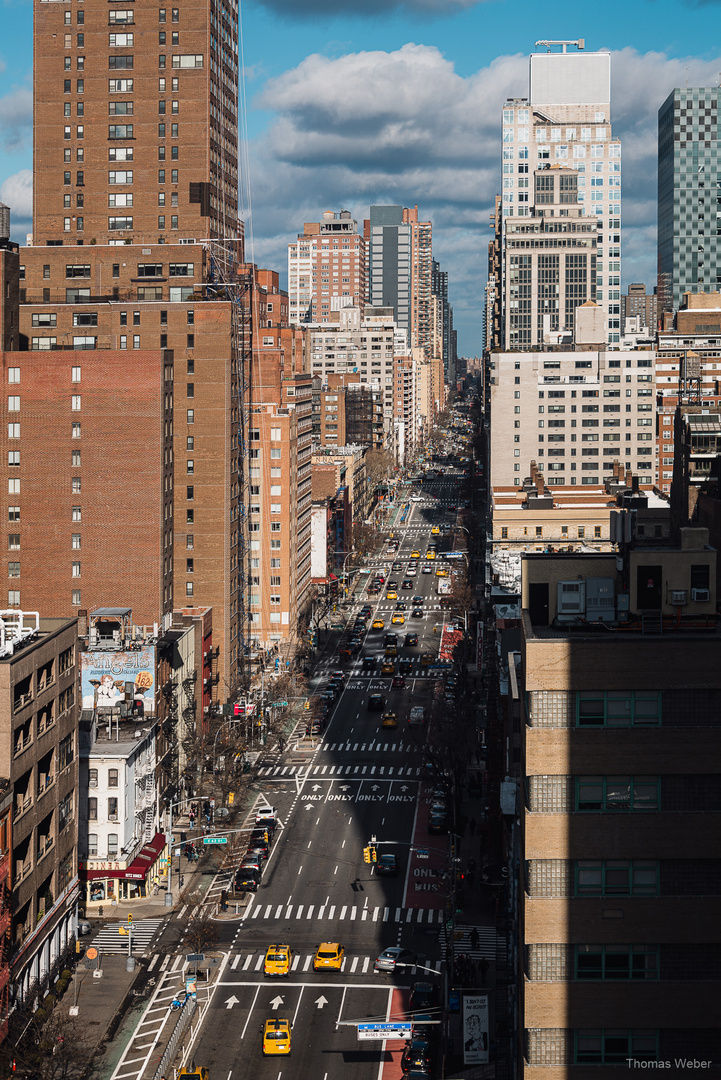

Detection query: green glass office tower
(658, 87), (721, 317)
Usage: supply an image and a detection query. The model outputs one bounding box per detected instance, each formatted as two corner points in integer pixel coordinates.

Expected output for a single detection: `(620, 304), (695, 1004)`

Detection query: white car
(410, 495), (422, 502)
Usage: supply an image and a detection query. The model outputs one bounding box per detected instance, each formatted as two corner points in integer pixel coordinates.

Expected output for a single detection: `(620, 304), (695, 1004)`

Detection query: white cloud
(0, 168), (32, 219)
(0, 84), (32, 151)
(246, 44), (721, 354)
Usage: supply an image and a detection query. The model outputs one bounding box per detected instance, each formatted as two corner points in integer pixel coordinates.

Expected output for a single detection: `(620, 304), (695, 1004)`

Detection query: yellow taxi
(426, 550), (436, 560)
(372, 618), (385, 630)
(264, 944), (292, 977)
(381, 661), (395, 675)
(410, 550), (421, 559)
(384, 645), (398, 657)
(391, 614), (405, 625)
(436, 567), (448, 577)
(431, 526), (440, 535)
(382, 712), (398, 728)
(178, 1070), (209, 1080)
(386, 590), (398, 600)
(262, 1018), (292, 1056)
(421, 653), (434, 666)
(313, 942), (345, 971)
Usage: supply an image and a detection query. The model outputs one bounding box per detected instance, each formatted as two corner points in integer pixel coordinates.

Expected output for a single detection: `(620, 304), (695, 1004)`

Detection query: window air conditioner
(691, 588), (710, 602)
(669, 589), (687, 605)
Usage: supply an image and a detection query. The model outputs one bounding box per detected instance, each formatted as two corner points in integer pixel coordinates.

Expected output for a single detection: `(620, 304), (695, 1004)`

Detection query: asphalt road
(188, 472), (468, 1080)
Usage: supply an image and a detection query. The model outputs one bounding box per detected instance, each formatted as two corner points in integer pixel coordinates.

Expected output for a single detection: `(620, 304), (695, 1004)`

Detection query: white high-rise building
(500, 42), (622, 343)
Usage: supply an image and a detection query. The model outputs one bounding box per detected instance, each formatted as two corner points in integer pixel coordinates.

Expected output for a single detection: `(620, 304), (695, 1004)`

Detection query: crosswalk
(89, 917), (165, 955)
(227, 949), (444, 975)
(243, 903), (446, 927)
(438, 923), (502, 961)
(257, 760), (426, 778)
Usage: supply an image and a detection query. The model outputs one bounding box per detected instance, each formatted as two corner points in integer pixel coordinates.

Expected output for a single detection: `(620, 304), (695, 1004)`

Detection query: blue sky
(2, 0), (720, 354)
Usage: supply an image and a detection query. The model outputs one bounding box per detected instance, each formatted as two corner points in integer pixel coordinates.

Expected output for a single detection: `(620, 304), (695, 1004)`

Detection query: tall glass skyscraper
(657, 87), (721, 317)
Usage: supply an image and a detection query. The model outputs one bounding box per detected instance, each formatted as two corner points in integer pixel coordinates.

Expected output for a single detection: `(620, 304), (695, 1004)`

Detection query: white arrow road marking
(225, 995), (239, 1010)
(270, 995), (284, 1010)
(315, 995), (329, 1009)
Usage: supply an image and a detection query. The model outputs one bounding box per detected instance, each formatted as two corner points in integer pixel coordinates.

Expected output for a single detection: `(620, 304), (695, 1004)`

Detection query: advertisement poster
(462, 993), (489, 1065)
(81, 647), (156, 715)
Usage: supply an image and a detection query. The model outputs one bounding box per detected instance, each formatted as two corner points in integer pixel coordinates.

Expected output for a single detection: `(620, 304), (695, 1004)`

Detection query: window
(88, 768), (98, 788)
(72, 589), (81, 605)
(186, 581), (193, 596)
(72, 534), (81, 549)
(107, 833), (119, 855)
(59, 793), (73, 831)
(574, 1030), (658, 1066)
(172, 53), (203, 68)
(72, 561), (81, 578)
(108, 797), (118, 821)
(108, 768), (118, 787)
(88, 797), (97, 821)
(186, 485), (194, 501)
(8, 452), (19, 467)
(575, 944), (658, 981)
(576, 776), (659, 812)
(576, 691), (661, 728)
(59, 732), (74, 771)
(186, 409), (194, 424)
(8, 535), (19, 551)
(574, 859), (659, 896)
(8, 507), (19, 522)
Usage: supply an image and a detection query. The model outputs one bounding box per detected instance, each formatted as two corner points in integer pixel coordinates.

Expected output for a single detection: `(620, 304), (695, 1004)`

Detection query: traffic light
(371, 846), (377, 862)
(363, 846), (371, 863)
(127, 914), (133, 925)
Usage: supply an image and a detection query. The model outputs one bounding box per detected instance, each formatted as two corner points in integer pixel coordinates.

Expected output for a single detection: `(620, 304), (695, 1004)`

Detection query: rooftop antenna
(535, 39), (585, 53)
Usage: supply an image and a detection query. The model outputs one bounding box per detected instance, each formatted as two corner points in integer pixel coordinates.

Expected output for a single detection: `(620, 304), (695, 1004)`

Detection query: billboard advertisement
(81, 647), (157, 715)
(462, 993), (489, 1065)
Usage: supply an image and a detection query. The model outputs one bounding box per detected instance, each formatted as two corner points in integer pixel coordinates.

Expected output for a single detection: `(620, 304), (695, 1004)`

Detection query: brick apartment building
(288, 210), (366, 324)
(33, 0), (239, 246)
(0, 615), (80, 1009)
(4, 0), (286, 702)
(517, 537), (720, 1073)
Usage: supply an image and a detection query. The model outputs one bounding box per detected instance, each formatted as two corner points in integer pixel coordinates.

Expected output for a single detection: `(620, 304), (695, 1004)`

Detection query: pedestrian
(470, 927), (480, 951)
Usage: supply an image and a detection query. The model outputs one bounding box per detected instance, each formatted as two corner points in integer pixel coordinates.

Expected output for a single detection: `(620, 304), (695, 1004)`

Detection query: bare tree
(351, 520), (377, 557)
(365, 447), (394, 490)
(185, 911), (220, 955)
(0, 1005), (96, 1080)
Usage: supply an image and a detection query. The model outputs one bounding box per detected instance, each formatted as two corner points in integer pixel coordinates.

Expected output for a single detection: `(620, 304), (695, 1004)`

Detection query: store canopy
(81, 832), (167, 881)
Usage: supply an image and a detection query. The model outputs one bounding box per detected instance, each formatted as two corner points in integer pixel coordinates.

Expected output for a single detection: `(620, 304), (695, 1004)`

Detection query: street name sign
(202, 836), (228, 845)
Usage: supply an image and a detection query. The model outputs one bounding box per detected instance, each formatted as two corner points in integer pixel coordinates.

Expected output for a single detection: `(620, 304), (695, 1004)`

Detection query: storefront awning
(80, 832), (167, 881)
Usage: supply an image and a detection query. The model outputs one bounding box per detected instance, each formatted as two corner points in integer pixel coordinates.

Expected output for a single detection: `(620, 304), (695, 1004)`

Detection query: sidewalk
(63, 801), (255, 1074)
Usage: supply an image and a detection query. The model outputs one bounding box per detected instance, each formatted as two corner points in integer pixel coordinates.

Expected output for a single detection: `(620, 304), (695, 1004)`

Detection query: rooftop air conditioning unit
(691, 588), (710, 602)
(670, 589), (687, 605)
(557, 580), (585, 620)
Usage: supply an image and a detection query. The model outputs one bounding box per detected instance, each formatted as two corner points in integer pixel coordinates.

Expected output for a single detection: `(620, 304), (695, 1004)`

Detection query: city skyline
(1, 1), (721, 352)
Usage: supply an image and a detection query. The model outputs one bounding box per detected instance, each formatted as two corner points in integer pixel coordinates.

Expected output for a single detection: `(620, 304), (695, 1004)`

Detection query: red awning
(80, 832), (167, 881)
(329, 573), (338, 580)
